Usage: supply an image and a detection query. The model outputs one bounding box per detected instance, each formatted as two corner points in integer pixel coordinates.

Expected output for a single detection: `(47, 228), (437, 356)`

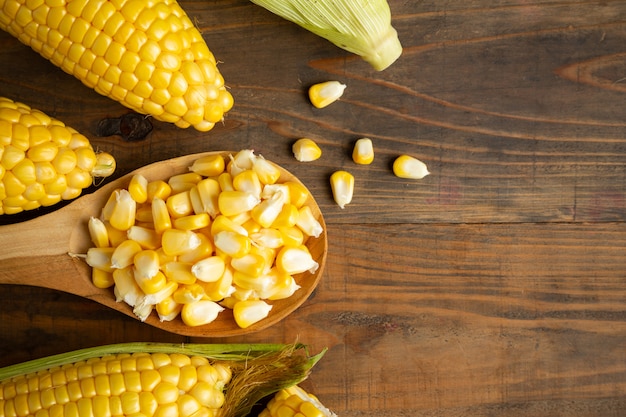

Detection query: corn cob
(0, 0), (233, 132)
(259, 385), (337, 417)
(83, 150), (324, 329)
(0, 97), (115, 215)
(0, 342), (326, 417)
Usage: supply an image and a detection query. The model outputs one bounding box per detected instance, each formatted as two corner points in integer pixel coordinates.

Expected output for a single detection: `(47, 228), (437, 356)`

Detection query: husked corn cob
(0, 97), (115, 215)
(260, 385), (337, 417)
(0, 0), (233, 131)
(83, 150), (324, 329)
(0, 343), (327, 417)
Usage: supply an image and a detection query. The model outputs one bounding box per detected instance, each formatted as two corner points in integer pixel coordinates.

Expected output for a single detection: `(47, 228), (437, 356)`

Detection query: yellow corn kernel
(217, 190), (259, 217)
(191, 256), (226, 283)
(173, 213), (210, 231)
(276, 245), (319, 275)
(161, 229), (201, 256)
(352, 138), (374, 165)
(135, 204), (154, 223)
(11, 158), (36, 185)
(151, 197), (172, 235)
(111, 239), (143, 269)
(189, 178), (220, 218)
(278, 226), (304, 247)
(156, 296), (182, 322)
(74, 146), (97, 172)
(250, 228), (284, 249)
(105, 221), (129, 247)
(127, 225), (162, 250)
(232, 300), (272, 329)
(109, 189), (137, 231)
(292, 138), (322, 162)
(92, 151), (116, 179)
(168, 172), (202, 194)
(92, 268), (115, 289)
(210, 215), (248, 237)
(166, 190), (193, 218)
(308, 81), (346, 108)
(52, 147), (77, 175)
(134, 269), (167, 295)
(330, 170), (354, 209)
(295, 206), (323, 238)
(232, 170), (262, 198)
(147, 180), (172, 202)
(251, 196), (286, 231)
(284, 181), (309, 208)
(113, 267), (144, 307)
(180, 300), (224, 327)
(392, 154), (430, 179)
(88, 216), (110, 248)
(270, 203), (299, 228)
(266, 271), (300, 301)
(252, 155), (281, 185)
(85, 247), (116, 273)
(162, 261), (196, 285)
(188, 154), (225, 177)
(201, 267), (234, 301)
(172, 283), (206, 304)
(213, 231), (251, 258)
(260, 386), (336, 417)
(230, 253), (266, 278)
(133, 250), (161, 279)
(128, 174), (148, 204)
(189, 381), (224, 409)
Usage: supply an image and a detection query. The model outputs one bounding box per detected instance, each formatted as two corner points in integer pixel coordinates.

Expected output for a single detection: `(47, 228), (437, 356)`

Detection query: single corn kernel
(151, 197), (172, 234)
(232, 300), (272, 329)
(181, 300), (225, 327)
(85, 247), (116, 272)
(295, 206), (324, 238)
(217, 190), (259, 217)
(232, 170), (262, 198)
(147, 180), (172, 202)
(284, 181), (309, 208)
(88, 216), (110, 248)
(92, 268), (115, 289)
(191, 256), (226, 283)
(162, 261), (197, 285)
(252, 155), (281, 185)
(392, 155), (430, 179)
(92, 152), (117, 178)
(213, 231), (251, 258)
(276, 245), (319, 275)
(173, 283), (206, 304)
(202, 266), (235, 301)
(111, 239), (143, 269)
(230, 253), (266, 278)
(250, 228), (284, 249)
(190, 178), (220, 218)
(109, 189), (137, 231)
(217, 172), (234, 192)
(156, 296), (182, 322)
(173, 213), (210, 231)
(330, 170), (354, 209)
(279, 226), (304, 247)
(352, 138), (374, 165)
(271, 203), (299, 228)
(161, 229), (201, 256)
(168, 172), (202, 194)
(133, 250), (161, 279)
(127, 225), (162, 249)
(210, 215), (249, 237)
(292, 138), (322, 162)
(308, 81), (346, 109)
(251, 191), (285, 228)
(134, 270), (168, 295)
(188, 154), (225, 177)
(178, 233), (213, 263)
(166, 190), (194, 218)
(128, 174), (149, 204)
(113, 267), (144, 307)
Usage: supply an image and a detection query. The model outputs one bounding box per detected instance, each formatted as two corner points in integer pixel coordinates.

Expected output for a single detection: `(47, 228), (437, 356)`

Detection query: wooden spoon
(0, 151), (327, 337)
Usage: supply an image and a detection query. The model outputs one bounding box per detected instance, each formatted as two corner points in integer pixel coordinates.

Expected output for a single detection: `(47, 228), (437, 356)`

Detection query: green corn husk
(0, 342), (326, 417)
(251, 0), (402, 71)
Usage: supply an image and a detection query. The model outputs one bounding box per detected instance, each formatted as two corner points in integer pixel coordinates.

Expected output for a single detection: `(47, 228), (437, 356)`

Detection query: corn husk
(251, 0), (402, 71)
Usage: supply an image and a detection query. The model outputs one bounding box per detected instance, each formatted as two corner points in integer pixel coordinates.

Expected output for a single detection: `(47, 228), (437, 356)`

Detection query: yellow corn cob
(0, 343), (327, 417)
(0, 0), (233, 131)
(83, 151), (324, 329)
(260, 385), (337, 417)
(0, 97), (115, 215)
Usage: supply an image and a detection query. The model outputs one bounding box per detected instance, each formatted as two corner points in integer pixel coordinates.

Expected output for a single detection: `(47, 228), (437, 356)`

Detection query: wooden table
(2, 1), (626, 415)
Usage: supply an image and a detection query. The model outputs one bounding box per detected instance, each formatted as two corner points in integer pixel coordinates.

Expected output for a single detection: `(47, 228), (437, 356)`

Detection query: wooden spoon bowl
(0, 151), (327, 337)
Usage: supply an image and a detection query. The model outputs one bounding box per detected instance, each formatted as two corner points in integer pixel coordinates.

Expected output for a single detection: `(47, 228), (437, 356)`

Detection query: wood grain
(1, 1), (626, 416)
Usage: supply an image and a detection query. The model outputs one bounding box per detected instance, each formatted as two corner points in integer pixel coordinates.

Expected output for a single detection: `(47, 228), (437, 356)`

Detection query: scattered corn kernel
(308, 81), (346, 109)
(352, 138), (374, 164)
(392, 155), (430, 179)
(292, 138), (322, 162)
(330, 170), (354, 209)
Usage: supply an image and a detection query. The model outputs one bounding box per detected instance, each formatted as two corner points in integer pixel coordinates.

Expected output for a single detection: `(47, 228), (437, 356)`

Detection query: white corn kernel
(330, 170), (354, 209)
(292, 138), (322, 162)
(352, 138), (374, 165)
(392, 155), (430, 179)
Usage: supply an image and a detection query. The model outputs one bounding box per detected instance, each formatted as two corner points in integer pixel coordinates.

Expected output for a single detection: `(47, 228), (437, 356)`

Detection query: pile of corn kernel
(85, 150), (323, 329)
